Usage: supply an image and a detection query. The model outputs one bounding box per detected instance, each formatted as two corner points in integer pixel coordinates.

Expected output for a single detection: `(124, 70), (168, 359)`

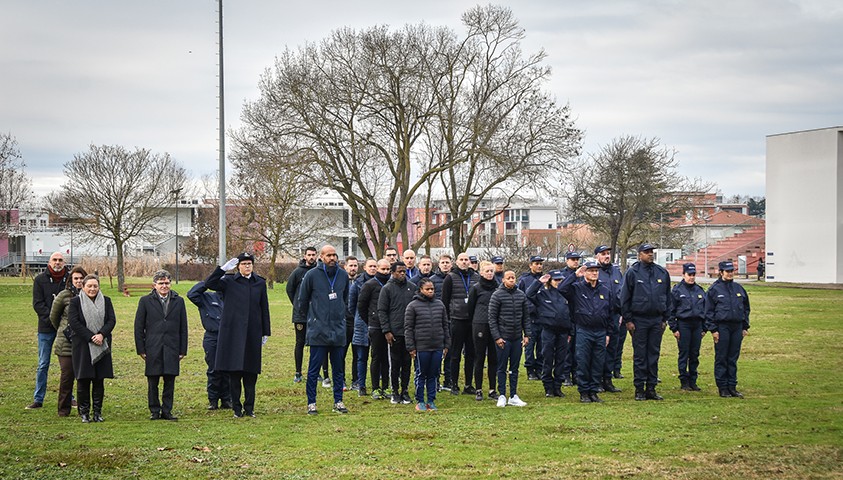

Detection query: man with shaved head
(28, 252), (70, 409)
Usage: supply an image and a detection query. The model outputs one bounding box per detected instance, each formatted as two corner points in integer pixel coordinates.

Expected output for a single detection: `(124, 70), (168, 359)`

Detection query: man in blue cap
(561, 251), (582, 386)
(594, 245), (624, 393)
(518, 255), (545, 380)
(491, 256), (505, 284)
(668, 263), (706, 391)
(705, 260), (751, 398)
(620, 243), (672, 401)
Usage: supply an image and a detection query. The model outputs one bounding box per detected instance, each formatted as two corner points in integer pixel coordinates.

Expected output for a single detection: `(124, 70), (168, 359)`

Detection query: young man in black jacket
(286, 247), (318, 384)
(378, 261), (417, 404)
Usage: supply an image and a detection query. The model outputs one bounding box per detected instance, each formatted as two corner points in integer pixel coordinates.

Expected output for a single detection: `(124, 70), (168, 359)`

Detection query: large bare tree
(47, 144), (188, 289)
(235, 5), (580, 257)
(0, 132), (33, 235)
(566, 135), (710, 269)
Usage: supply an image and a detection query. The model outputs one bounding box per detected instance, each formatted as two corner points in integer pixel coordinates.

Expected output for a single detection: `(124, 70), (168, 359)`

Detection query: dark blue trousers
(677, 319), (703, 383)
(354, 345), (369, 390)
(603, 313), (621, 380)
(203, 332), (230, 404)
(631, 316), (664, 390)
(576, 327), (606, 394)
(562, 329), (577, 380)
(614, 315), (627, 375)
(540, 326), (568, 391)
(713, 322), (743, 388)
(496, 338), (523, 398)
(306, 345), (345, 404)
(414, 351), (443, 404)
(524, 321), (543, 373)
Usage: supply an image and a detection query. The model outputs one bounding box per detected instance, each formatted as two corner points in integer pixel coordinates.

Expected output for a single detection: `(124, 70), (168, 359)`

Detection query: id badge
(464, 298), (468, 304)
(328, 292), (338, 300)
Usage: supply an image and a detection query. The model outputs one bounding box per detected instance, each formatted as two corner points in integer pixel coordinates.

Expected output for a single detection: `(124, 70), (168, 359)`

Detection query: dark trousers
(147, 375), (176, 415)
(369, 330), (389, 391)
(295, 323), (328, 376)
(306, 345), (345, 404)
(677, 320), (704, 382)
(414, 351), (442, 404)
(576, 327), (606, 394)
(563, 330), (577, 380)
(603, 313), (621, 380)
(77, 378), (104, 415)
(713, 322), (743, 388)
(450, 321), (475, 388)
(524, 321), (543, 373)
(389, 336), (411, 394)
(353, 345), (369, 388)
(442, 348), (452, 386)
(203, 332), (230, 404)
(495, 338), (523, 398)
(472, 323), (497, 391)
(541, 326), (569, 391)
(228, 371), (258, 415)
(614, 314), (627, 375)
(631, 317), (665, 390)
(344, 322), (356, 385)
(57, 355), (75, 416)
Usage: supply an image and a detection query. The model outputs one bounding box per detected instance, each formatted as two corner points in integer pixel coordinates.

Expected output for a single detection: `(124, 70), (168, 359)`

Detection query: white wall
(766, 127), (842, 283)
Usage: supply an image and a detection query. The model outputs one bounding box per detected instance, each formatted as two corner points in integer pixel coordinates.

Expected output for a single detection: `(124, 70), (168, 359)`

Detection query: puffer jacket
(468, 277), (498, 325)
(404, 293), (450, 352)
(358, 273), (389, 331)
(50, 287), (78, 357)
(488, 284), (530, 341)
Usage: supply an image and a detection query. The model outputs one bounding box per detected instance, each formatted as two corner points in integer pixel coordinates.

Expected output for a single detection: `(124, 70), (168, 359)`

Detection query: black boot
(645, 387), (663, 400)
(719, 387), (731, 397)
(589, 392), (604, 403)
(634, 388), (646, 401)
(603, 379), (621, 393)
(92, 385), (104, 422)
(680, 378), (691, 391)
(553, 388), (565, 398)
(579, 392), (592, 403)
(689, 380), (701, 391)
(79, 402), (91, 423)
(728, 387), (744, 398)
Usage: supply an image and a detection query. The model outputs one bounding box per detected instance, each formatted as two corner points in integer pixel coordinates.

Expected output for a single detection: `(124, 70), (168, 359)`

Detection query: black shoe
(207, 404), (219, 410)
(562, 378), (574, 387)
(596, 385), (605, 393)
(527, 372), (540, 381)
(450, 388), (460, 396)
(553, 388), (565, 398)
(488, 390), (499, 400)
(149, 412), (161, 420)
(233, 410), (244, 418)
(463, 385), (475, 395)
(220, 400), (233, 409)
(613, 371), (624, 379)
(690, 382), (701, 391)
(680, 379), (691, 391)
(475, 390), (484, 401)
(545, 390), (554, 398)
(645, 389), (664, 401)
(603, 380), (621, 393)
(92, 413), (104, 422)
(589, 393), (604, 403)
(358, 387), (368, 397)
(729, 388), (744, 398)
(579, 393), (592, 403)
(635, 390), (647, 401)
(80, 414), (91, 423)
(245, 411), (256, 418)
(719, 388), (732, 398)
(161, 412), (179, 421)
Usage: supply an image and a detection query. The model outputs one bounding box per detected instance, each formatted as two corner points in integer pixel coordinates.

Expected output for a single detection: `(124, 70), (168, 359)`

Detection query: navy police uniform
(705, 261), (750, 397)
(668, 263), (706, 390)
(187, 281), (232, 409)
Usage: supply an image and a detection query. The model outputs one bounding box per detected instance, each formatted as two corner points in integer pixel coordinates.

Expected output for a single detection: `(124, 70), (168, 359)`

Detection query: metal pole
(217, 0), (227, 265)
(175, 199), (179, 284)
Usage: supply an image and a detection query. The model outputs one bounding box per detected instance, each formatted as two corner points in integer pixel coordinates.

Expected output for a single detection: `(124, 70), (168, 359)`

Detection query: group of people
(27, 242), (751, 420)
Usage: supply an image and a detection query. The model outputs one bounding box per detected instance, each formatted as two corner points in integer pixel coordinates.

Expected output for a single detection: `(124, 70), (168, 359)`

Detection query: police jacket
(296, 261), (350, 347)
(286, 259), (316, 324)
(620, 261), (672, 324)
(668, 280), (706, 332)
(704, 278), (750, 332)
(33, 268), (69, 333)
(378, 276), (417, 337)
(525, 280), (572, 332)
(558, 274), (612, 335)
(467, 277), (498, 325)
(348, 273), (371, 346)
(187, 281), (224, 333)
(357, 273), (389, 330)
(597, 262), (624, 314)
(404, 293), (450, 352)
(441, 268), (478, 322)
(517, 271), (543, 319)
(488, 284), (531, 341)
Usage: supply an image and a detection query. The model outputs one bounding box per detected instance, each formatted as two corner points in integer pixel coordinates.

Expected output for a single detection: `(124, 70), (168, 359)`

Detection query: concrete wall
(766, 127), (842, 283)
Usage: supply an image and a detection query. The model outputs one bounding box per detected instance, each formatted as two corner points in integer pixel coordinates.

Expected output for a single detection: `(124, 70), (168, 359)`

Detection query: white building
(766, 126), (843, 283)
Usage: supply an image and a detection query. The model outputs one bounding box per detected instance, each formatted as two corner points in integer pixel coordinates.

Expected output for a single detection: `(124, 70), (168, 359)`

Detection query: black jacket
(620, 261), (672, 324)
(404, 293), (450, 352)
(357, 273), (389, 330)
(286, 258), (316, 323)
(378, 277), (416, 337)
(668, 280), (706, 332)
(468, 277), (498, 325)
(134, 291), (188, 376)
(441, 268), (478, 322)
(488, 284), (530, 341)
(704, 278), (750, 332)
(558, 273), (612, 334)
(33, 268), (69, 333)
(187, 281), (224, 333)
(68, 295), (115, 380)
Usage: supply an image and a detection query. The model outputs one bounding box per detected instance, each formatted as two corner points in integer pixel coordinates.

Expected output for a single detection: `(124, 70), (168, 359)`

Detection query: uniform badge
(599, 294), (604, 299)
(657, 279), (662, 283)
(737, 293), (742, 297)
(698, 294), (703, 298)
(296, 324), (304, 331)
(614, 279), (619, 283)
(477, 331), (483, 338)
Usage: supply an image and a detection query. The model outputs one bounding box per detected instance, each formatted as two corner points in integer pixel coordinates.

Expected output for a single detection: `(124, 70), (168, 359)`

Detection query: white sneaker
(496, 395), (507, 408)
(507, 395), (527, 407)
(322, 378), (332, 388)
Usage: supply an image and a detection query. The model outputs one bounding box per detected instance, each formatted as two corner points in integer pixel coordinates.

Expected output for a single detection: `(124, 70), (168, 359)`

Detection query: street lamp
(171, 188), (183, 284)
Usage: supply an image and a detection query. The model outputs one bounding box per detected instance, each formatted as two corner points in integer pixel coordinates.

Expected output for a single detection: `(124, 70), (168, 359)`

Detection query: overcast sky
(2, 0), (841, 199)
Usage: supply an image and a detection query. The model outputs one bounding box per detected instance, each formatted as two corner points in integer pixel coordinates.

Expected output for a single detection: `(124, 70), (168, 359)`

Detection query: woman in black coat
(67, 275), (115, 423)
(467, 261), (499, 401)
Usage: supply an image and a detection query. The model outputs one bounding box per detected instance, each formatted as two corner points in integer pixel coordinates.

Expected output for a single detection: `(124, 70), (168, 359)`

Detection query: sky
(2, 0), (841, 199)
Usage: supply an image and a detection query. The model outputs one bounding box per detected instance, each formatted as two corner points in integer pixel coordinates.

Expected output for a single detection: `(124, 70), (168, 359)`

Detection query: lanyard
(323, 265), (339, 293)
(459, 271), (471, 294)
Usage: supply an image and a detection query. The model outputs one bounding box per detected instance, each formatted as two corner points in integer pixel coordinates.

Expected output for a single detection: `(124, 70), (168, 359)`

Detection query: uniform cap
(491, 256), (504, 264)
(638, 243), (656, 252)
(584, 261), (600, 269)
(594, 245), (611, 254)
(683, 263), (697, 274)
(529, 255), (545, 263)
(237, 252), (255, 263)
(565, 251), (582, 259)
(549, 270), (565, 280)
(718, 261), (735, 271)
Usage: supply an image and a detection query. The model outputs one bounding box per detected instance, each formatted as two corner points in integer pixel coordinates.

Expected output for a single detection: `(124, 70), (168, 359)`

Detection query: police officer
(187, 281), (232, 410)
(518, 255), (545, 380)
(594, 245), (623, 392)
(620, 243), (672, 401)
(558, 261), (612, 403)
(705, 261), (750, 398)
(491, 256), (505, 284)
(561, 251), (581, 387)
(668, 263), (706, 391)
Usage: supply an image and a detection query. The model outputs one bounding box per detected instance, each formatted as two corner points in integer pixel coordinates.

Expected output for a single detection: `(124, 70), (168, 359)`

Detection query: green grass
(0, 277), (841, 479)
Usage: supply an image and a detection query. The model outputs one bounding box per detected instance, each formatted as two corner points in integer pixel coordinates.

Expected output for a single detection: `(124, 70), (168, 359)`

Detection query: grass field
(0, 276), (841, 479)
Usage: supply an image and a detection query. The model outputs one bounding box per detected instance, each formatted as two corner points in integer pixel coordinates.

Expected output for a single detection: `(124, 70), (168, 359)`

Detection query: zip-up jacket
(704, 278), (750, 332)
(620, 261), (672, 324)
(488, 284), (531, 341)
(441, 268), (478, 322)
(517, 271), (543, 319)
(357, 273), (389, 331)
(558, 273), (612, 335)
(33, 268), (69, 333)
(348, 272), (372, 345)
(187, 281), (224, 333)
(286, 258), (316, 323)
(430, 271), (447, 300)
(668, 280), (706, 332)
(296, 262), (350, 347)
(404, 293), (450, 352)
(525, 280), (572, 332)
(378, 277), (417, 337)
(467, 277), (498, 325)
(597, 262), (624, 314)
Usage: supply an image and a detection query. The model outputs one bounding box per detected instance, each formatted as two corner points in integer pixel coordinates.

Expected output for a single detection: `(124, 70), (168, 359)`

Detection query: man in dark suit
(134, 270), (188, 421)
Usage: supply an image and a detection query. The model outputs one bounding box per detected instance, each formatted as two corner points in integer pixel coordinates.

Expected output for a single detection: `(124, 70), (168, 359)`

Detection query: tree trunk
(115, 239), (125, 292)
(267, 249), (278, 289)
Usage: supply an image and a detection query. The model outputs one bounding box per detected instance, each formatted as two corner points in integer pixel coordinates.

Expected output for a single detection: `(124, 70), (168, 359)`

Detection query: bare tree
(0, 133), (33, 235)
(180, 174), (243, 265)
(566, 136), (711, 269)
(46, 145), (188, 290)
